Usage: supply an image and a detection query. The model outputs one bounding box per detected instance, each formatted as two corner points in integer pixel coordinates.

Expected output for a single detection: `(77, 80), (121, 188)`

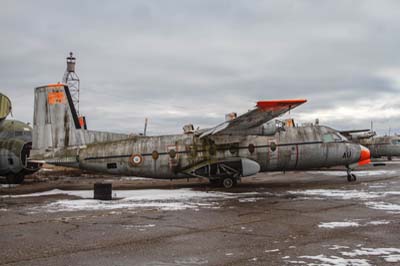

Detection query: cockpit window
(322, 134), (335, 143)
(322, 133), (345, 143)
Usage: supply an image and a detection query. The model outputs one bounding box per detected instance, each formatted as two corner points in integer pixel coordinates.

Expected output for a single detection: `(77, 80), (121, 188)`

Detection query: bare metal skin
(342, 130), (400, 160)
(0, 93), (40, 183)
(361, 136), (400, 159)
(30, 84), (370, 188)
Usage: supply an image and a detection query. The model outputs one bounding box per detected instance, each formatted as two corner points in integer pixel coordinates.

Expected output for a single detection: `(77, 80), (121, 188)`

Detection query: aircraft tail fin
(31, 84), (129, 159)
(32, 84), (84, 152)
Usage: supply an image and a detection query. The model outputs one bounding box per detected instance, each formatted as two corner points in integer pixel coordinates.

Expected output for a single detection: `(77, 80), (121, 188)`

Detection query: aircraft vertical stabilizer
(32, 84), (129, 158)
(32, 84), (83, 152)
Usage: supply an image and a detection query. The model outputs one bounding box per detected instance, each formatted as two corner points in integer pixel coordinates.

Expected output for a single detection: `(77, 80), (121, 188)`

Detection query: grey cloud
(2, 0), (400, 135)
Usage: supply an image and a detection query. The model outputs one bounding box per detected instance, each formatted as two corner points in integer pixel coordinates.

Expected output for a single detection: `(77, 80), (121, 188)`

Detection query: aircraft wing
(339, 129), (371, 135)
(199, 99), (307, 138)
(339, 129), (376, 140)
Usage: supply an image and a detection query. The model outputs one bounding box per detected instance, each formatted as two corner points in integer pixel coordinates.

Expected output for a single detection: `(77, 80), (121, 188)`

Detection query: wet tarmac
(1, 162), (400, 266)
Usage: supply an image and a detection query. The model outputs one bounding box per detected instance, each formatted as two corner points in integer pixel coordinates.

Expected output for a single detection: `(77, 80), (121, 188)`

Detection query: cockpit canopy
(322, 132), (348, 143)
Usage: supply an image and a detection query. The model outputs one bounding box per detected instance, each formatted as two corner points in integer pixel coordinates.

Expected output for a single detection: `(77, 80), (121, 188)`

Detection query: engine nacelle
(262, 120), (285, 136)
(0, 139), (41, 183)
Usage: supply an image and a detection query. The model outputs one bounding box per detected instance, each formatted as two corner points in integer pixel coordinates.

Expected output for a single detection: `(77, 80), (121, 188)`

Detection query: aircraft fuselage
(44, 125), (366, 179)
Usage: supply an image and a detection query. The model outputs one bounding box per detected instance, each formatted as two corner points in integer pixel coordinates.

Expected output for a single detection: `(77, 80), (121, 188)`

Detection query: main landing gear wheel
(222, 177), (236, 189)
(346, 168), (357, 182)
(347, 173), (357, 182)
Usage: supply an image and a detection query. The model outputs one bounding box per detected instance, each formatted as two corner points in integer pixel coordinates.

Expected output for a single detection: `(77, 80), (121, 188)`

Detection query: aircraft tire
(222, 177), (235, 189)
(347, 174), (352, 182)
(351, 174), (357, 182)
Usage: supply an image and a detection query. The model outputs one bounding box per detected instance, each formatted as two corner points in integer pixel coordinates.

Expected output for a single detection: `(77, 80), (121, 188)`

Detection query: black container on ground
(94, 182), (112, 200)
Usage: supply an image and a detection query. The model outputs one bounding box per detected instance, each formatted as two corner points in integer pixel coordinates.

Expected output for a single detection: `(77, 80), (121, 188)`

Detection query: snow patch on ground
(382, 191), (400, 196)
(123, 224), (155, 229)
(366, 220), (391, 225)
(289, 187), (400, 215)
(319, 220), (390, 229)
(238, 197), (262, 203)
(328, 245), (350, 250)
(288, 246), (400, 265)
(296, 255), (371, 266)
(341, 247), (400, 262)
(385, 254), (400, 262)
(369, 185), (387, 189)
(307, 170), (398, 177)
(265, 249), (279, 253)
(288, 189), (380, 200)
(1, 189), (91, 198)
(318, 221), (360, 229)
(123, 224), (155, 231)
(19, 188), (268, 212)
(365, 201), (400, 213)
(150, 257), (208, 265)
(290, 188), (400, 201)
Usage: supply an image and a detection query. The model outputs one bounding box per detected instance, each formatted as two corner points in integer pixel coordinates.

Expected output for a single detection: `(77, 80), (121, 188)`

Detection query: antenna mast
(62, 52), (80, 115)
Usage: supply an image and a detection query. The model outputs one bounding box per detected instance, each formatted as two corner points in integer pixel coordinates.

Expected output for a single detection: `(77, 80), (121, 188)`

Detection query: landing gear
(209, 177), (238, 188)
(346, 168), (357, 182)
(221, 177), (238, 189)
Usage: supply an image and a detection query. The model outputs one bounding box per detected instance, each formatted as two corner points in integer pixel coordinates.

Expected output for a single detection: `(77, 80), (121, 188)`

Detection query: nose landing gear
(209, 176), (239, 188)
(346, 168), (357, 182)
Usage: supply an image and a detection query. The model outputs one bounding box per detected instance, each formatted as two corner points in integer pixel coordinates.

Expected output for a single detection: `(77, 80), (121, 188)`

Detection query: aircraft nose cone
(358, 145), (371, 166)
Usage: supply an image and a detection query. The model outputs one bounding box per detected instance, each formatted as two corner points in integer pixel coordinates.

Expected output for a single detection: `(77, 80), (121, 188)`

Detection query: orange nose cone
(358, 145), (371, 166)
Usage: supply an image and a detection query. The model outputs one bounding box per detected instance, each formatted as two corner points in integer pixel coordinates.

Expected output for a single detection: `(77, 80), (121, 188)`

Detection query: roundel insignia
(152, 150), (159, 160)
(129, 154), (143, 167)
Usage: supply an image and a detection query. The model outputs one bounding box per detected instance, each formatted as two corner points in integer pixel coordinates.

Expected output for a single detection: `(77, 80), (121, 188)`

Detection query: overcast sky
(1, 0), (400, 135)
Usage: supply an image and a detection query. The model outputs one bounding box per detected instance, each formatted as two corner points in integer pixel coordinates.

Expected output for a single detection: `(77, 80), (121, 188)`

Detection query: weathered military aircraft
(30, 84), (371, 188)
(363, 136), (400, 160)
(0, 93), (41, 183)
(342, 129), (400, 160)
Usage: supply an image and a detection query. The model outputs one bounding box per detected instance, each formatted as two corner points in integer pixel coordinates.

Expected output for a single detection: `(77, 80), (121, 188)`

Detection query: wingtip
(256, 99), (307, 109)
